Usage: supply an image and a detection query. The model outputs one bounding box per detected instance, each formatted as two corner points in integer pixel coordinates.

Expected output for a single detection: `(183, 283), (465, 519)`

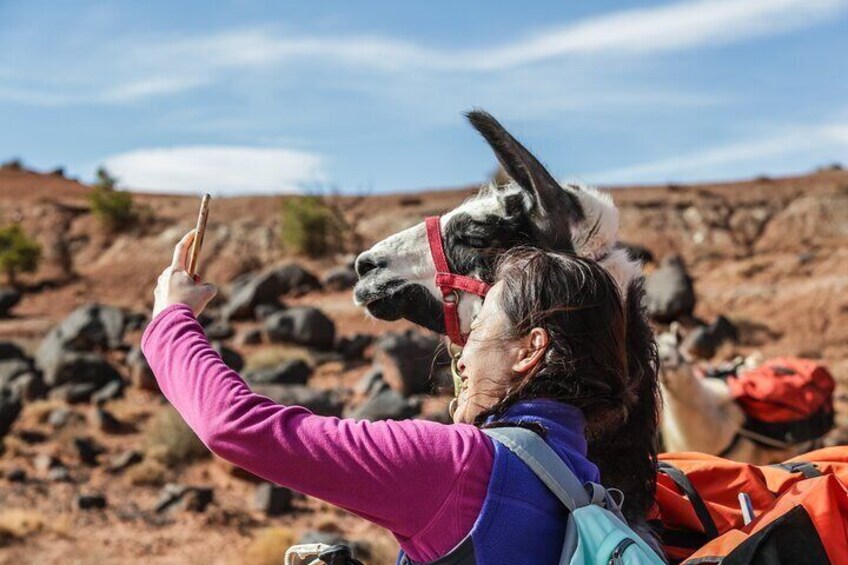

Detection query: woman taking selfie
(143, 230), (663, 564)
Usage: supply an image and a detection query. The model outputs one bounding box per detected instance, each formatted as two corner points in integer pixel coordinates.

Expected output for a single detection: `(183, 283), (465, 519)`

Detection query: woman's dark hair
(474, 247), (660, 521)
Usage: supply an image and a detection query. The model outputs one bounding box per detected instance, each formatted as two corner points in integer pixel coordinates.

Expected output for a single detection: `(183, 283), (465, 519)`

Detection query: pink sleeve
(141, 304), (493, 562)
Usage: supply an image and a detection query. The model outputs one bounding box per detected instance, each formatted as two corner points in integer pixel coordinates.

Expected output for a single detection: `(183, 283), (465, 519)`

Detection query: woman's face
(452, 282), (525, 424)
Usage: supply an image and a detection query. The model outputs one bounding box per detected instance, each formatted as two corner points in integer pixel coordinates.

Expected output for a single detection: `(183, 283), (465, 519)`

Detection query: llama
(657, 327), (820, 464)
(353, 111), (643, 337)
(354, 110), (660, 522)
(353, 110), (820, 467)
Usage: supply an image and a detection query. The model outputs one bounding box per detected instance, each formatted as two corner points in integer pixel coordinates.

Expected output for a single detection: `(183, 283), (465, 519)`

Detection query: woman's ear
(512, 327), (549, 374)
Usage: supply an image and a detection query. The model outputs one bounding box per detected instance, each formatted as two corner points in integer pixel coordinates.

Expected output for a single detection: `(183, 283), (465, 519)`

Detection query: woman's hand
(152, 230), (217, 319)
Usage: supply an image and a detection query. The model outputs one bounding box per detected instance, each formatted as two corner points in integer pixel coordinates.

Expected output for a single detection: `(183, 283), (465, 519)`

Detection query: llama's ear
(466, 110), (583, 248)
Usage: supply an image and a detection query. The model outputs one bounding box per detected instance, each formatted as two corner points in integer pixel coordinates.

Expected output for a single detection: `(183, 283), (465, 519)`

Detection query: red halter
(425, 216), (491, 347)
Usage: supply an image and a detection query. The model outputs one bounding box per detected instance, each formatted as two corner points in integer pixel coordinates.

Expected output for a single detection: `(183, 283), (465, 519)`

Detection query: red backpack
(649, 448), (848, 563)
(723, 357), (835, 447)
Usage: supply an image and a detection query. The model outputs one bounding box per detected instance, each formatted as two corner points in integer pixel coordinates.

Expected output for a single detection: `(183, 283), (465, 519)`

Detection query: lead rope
(447, 339), (463, 419)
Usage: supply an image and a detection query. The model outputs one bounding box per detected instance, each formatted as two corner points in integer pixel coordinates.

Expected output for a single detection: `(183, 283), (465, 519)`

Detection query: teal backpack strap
(483, 427), (590, 511)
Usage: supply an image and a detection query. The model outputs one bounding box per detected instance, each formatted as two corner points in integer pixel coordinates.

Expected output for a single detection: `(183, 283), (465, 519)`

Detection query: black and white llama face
(354, 110), (639, 335)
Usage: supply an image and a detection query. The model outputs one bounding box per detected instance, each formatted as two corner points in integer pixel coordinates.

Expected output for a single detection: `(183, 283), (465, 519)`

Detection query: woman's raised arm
(141, 303), (493, 562)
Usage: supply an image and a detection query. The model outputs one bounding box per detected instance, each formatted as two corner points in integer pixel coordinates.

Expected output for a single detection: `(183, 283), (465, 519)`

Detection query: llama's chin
(362, 284), (445, 334)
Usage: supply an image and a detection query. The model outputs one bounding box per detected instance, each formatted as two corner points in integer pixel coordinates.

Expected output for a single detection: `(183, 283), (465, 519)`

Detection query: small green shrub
(144, 406), (209, 468)
(0, 223), (42, 285)
(279, 196), (347, 258)
(88, 167), (136, 232)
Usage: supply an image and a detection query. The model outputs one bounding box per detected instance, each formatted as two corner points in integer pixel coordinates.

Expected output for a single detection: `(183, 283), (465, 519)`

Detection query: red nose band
(425, 216), (491, 346)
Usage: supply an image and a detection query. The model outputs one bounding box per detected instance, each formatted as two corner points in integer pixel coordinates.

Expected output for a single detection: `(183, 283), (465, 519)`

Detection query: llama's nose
(355, 253), (385, 278)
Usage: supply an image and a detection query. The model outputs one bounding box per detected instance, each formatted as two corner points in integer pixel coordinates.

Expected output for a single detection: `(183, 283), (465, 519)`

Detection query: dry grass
(244, 344), (313, 372)
(0, 509), (45, 545)
(144, 406), (209, 468)
(126, 457), (168, 487)
(106, 397), (154, 426)
(240, 527), (297, 565)
(368, 534), (401, 564)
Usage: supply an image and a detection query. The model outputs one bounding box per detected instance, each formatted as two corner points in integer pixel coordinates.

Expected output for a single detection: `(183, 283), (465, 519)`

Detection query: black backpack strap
(771, 461), (822, 479)
(657, 462), (719, 539)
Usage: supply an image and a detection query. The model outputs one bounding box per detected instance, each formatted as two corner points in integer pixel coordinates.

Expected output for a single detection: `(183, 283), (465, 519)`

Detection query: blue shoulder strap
(482, 427), (590, 512)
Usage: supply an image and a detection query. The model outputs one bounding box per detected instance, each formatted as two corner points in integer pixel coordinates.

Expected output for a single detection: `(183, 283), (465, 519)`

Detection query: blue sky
(1, 0), (846, 195)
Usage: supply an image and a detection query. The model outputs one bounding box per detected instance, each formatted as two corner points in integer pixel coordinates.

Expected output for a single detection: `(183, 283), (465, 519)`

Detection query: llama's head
(354, 110), (641, 337)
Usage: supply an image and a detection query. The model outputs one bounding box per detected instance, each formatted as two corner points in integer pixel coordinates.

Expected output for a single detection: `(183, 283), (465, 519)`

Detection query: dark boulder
(374, 330), (450, 396)
(108, 450), (144, 474)
(349, 388), (421, 422)
(244, 360), (312, 386)
(0, 287), (21, 318)
(235, 328), (263, 346)
(155, 483), (190, 513)
(94, 406), (132, 434)
(48, 466), (72, 482)
(91, 379), (125, 405)
(205, 321), (235, 341)
(354, 367), (386, 397)
(336, 334), (373, 360)
(77, 493), (107, 510)
(123, 311), (148, 332)
(265, 307), (335, 350)
(272, 263), (322, 296)
(322, 266), (358, 291)
(254, 303), (283, 321)
(212, 342), (244, 372)
(35, 304), (127, 389)
(6, 468), (26, 482)
(251, 385), (344, 417)
(645, 255), (696, 323)
(0, 388), (22, 439)
(223, 272), (286, 321)
(49, 382), (101, 404)
(48, 407), (82, 428)
(183, 487), (214, 512)
(73, 436), (105, 466)
(0, 358), (45, 402)
(40, 351), (121, 389)
(126, 346), (157, 392)
(0, 341), (27, 361)
(37, 303), (126, 357)
(34, 453), (62, 473)
(155, 484), (214, 514)
(254, 482), (294, 516)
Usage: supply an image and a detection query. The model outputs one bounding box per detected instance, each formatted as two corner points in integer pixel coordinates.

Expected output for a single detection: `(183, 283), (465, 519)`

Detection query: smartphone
(188, 193), (211, 276)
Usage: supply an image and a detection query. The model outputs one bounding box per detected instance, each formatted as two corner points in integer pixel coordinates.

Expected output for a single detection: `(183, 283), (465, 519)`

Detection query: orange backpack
(722, 357), (835, 447)
(650, 448), (848, 563)
(682, 474), (848, 564)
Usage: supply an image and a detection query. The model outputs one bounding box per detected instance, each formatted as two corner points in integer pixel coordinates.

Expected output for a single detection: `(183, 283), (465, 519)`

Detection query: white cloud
(588, 123), (848, 184)
(131, 0), (846, 77)
(101, 146), (326, 196)
(4, 0), (845, 105)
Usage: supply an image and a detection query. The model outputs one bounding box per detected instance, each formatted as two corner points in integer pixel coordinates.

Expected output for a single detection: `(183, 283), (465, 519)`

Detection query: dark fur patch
(465, 110), (584, 251)
(443, 211), (534, 283)
(367, 284), (445, 333)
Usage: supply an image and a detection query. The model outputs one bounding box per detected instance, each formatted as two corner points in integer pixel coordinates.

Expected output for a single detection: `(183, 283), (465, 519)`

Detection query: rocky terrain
(0, 165), (846, 564)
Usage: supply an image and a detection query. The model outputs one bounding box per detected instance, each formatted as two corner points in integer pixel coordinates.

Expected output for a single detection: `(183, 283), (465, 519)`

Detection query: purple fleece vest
(398, 399), (599, 564)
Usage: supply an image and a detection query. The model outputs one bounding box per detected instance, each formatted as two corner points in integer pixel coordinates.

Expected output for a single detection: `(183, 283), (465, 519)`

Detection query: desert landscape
(0, 163), (847, 564)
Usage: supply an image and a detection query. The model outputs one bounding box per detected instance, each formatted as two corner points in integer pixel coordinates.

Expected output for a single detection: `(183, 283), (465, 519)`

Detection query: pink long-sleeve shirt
(141, 304), (494, 562)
